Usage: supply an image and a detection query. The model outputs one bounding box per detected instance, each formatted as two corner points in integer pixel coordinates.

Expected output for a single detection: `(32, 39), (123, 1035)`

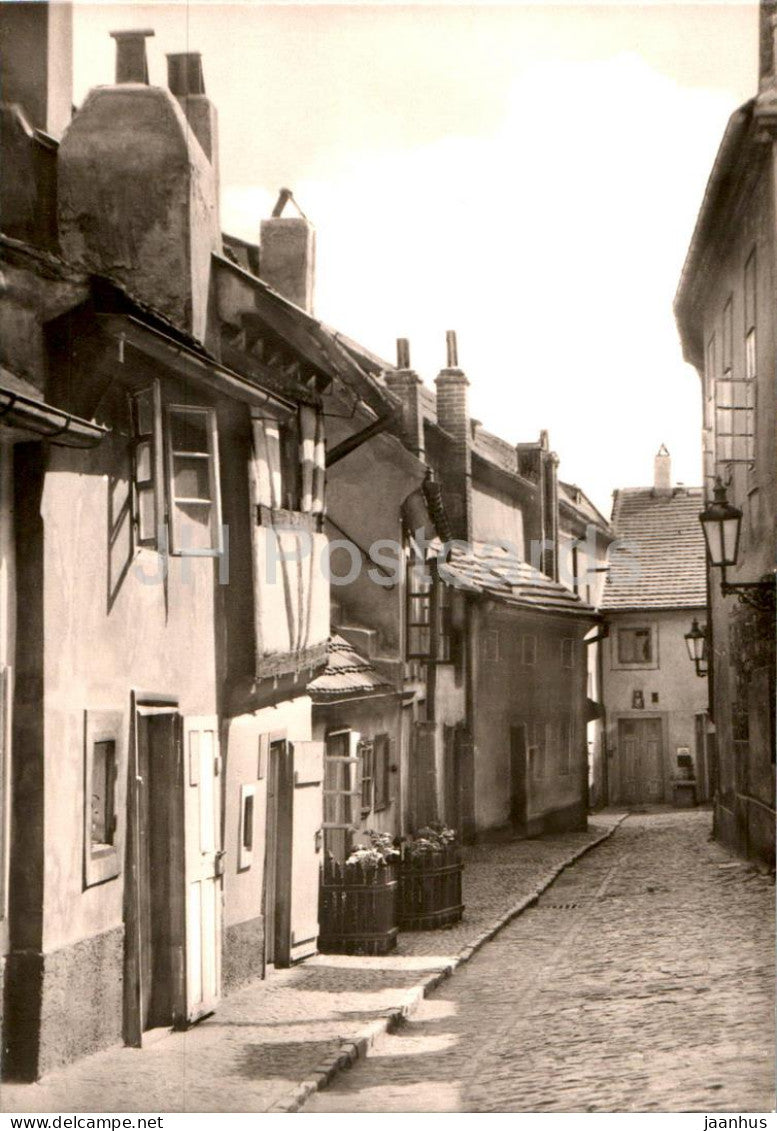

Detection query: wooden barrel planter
(399, 844), (464, 931)
(318, 857), (399, 956)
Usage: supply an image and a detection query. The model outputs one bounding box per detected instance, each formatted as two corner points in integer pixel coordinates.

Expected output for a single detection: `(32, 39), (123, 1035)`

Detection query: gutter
(96, 314), (297, 413)
(0, 386), (108, 447)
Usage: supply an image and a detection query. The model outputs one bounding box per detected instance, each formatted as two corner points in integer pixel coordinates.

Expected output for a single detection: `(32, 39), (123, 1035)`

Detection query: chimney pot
(445, 330), (459, 369)
(396, 338), (411, 369)
(166, 52), (205, 97)
(109, 28), (154, 84)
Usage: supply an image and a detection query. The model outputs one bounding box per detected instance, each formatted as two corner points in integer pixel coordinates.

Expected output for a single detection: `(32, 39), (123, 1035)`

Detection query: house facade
(0, 12), (410, 1079)
(674, 0), (776, 866)
(600, 450), (710, 807)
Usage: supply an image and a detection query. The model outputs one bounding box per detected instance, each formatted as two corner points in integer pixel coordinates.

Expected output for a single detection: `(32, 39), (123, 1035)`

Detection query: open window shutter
(289, 740), (324, 961)
(299, 406), (316, 514)
(252, 417), (282, 510)
(312, 411), (326, 514)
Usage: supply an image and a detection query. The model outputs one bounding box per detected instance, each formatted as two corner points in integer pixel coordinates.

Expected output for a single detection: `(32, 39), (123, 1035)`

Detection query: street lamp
(699, 479), (775, 611)
(684, 618), (708, 678)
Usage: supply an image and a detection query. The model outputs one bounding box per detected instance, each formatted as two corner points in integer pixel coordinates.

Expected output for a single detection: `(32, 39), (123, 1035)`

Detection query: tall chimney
(654, 443), (671, 493)
(58, 31), (221, 342)
(434, 330), (472, 543)
(109, 28), (154, 84)
(759, 1), (777, 91)
(166, 52), (220, 204)
(385, 338), (425, 459)
(0, 0), (73, 137)
(259, 190), (316, 313)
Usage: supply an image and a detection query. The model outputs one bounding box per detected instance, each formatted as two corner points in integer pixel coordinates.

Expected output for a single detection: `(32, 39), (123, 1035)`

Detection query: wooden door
(510, 725), (528, 828)
(125, 707), (185, 1044)
(289, 740), (324, 963)
(182, 716), (223, 1022)
(618, 718), (664, 803)
(264, 738), (293, 968)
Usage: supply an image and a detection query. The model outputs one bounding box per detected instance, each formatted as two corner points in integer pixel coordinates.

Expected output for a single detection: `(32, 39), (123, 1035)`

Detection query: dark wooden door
(509, 725), (528, 827)
(125, 708), (185, 1045)
(618, 718), (663, 803)
(264, 739), (293, 968)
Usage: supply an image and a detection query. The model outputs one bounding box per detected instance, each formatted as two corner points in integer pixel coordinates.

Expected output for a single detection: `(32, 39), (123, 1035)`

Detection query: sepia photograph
(0, 0), (774, 1117)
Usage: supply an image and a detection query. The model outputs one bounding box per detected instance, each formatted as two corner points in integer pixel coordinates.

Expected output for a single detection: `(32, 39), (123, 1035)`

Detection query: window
(251, 406), (325, 522)
(130, 383), (163, 548)
(166, 405), (223, 555)
(481, 628), (500, 662)
(561, 639), (575, 668)
(407, 550), (432, 658)
(711, 276), (756, 475)
(359, 738), (374, 814)
(323, 730), (360, 860)
(239, 783), (255, 870)
(559, 717), (572, 775)
(617, 627), (652, 665)
(83, 709), (124, 887)
(521, 635), (537, 665)
(434, 577), (452, 663)
(703, 333), (716, 497)
(373, 733), (390, 811)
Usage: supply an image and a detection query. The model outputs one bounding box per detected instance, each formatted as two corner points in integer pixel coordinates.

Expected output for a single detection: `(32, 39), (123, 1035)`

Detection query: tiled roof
(307, 635), (394, 702)
(559, 480), (611, 535)
(442, 540), (597, 618)
(601, 487), (706, 611)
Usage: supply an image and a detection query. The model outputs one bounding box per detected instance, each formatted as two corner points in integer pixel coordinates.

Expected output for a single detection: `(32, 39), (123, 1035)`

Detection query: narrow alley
(305, 810), (775, 1113)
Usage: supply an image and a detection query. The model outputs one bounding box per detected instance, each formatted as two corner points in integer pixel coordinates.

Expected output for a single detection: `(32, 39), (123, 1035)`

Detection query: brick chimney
(654, 443), (672, 494)
(384, 338), (425, 459)
(434, 331), (472, 543)
(540, 436), (560, 581)
(259, 190), (316, 313)
(58, 30), (221, 342)
(0, 0), (73, 137)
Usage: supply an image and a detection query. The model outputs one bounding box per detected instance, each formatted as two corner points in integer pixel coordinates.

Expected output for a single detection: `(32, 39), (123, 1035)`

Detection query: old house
(674, 0), (776, 866)
(0, 10), (404, 1079)
(600, 449), (710, 807)
(385, 337), (602, 840)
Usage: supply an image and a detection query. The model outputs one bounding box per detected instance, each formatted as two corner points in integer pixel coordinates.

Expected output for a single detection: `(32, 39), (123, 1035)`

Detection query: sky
(72, 1), (759, 515)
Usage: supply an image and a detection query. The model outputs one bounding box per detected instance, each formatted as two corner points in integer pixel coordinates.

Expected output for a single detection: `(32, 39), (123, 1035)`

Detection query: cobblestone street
(305, 810), (775, 1113)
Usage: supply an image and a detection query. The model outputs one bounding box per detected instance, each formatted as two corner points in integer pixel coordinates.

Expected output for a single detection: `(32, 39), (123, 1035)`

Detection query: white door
(183, 716), (223, 1022)
(289, 740), (324, 963)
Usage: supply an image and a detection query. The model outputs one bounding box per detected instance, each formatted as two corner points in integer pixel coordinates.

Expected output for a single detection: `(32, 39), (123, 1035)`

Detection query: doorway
(264, 737), (293, 969)
(617, 717), (664, 803)
(509, 724), (528, 828)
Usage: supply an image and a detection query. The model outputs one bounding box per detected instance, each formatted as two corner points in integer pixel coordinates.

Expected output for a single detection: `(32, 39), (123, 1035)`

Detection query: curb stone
(274, 814), (629, 1113)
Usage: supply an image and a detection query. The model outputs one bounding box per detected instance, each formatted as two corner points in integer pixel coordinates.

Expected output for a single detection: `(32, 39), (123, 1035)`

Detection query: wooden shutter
(289, 740), (324, 961)
(300, 406), (316, 514)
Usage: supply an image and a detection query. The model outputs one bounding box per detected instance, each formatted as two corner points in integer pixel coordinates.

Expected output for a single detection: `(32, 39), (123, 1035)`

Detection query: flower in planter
(403, 823), (458, 859)
(346, 829), (400, 866)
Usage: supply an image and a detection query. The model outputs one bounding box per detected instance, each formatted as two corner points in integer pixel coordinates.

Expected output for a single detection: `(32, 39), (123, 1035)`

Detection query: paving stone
(0, 814), (621, 1113)
(305, 810), (775, 1113)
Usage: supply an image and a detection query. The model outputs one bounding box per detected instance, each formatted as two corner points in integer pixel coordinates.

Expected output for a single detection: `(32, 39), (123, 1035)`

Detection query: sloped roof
(559, 480), (611, 535)
(442, 540), (597, 619)
(601, 487), (706, 611)
(307, 635), (394, 703)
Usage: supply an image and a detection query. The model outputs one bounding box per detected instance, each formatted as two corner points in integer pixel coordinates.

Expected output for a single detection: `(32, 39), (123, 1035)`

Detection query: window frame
(323, 729), (361, 858)
(238, 783), (256, 871)
(358, 737), (374, 815)
(406, 548), (432, 659)
(129, 381), (164, 550)
(373, 733), (391, 812)
(83, 709), (124, 888)
(613, 625), (657, 670)
(165, 403), (224, 557)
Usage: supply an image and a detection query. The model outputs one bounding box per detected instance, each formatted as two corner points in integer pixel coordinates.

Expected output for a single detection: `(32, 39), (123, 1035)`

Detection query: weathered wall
(58, 85), (220, 341)
(472, 483), (524, 554)
(473, 605), (589, 834)
(602, 609), (709, 803)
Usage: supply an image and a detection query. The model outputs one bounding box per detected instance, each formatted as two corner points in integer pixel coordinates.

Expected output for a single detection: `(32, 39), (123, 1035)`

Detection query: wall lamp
(699, 479), (775, 612)
(684, 618), (708, 678)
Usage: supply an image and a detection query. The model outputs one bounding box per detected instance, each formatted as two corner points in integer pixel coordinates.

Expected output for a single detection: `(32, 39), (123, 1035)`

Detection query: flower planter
(399, 843), (464, 931)
(318, 857), (399, 956)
